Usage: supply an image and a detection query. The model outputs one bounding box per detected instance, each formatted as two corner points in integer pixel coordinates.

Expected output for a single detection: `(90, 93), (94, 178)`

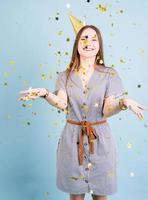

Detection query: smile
(83, 48), (95, 51)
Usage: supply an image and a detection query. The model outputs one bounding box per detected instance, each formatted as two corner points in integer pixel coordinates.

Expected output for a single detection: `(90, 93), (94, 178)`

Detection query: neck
(79, 55), (96, 70)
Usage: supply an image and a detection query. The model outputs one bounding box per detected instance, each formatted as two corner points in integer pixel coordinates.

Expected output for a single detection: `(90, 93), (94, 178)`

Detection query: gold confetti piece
(127, 142), (132, 149)
(107, 171), (114, 177)
(49, 73), (53, 80)
(48, 42), (52, 47)
(139, 48), (144, 54)
(4, 72), (11, 78)
(65, 52), (69, 55)
(41, 74), (46, 80)
(96, 4), (109, 13)
(57, 30), (63, 36)
(9, 60), (15, 65)
(70, 176), (79, 180)
(32, 112), (37, 116)
(120, 58), (126, 63)
(44, 191), (50, 197)
(79, 174), (86, 179)
(38, 64), (42, 68)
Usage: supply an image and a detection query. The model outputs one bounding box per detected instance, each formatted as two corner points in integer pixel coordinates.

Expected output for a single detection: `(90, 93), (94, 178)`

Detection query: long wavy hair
(64, 25), (106, 107)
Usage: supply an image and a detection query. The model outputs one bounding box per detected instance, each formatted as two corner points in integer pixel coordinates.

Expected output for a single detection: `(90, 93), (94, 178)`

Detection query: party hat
(69, 14), (86, 34)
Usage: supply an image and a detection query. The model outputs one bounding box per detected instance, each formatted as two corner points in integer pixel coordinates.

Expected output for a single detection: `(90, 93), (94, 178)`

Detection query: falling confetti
(9, 60), (15, 65)
(127, 142), (132, 149)
(41, 74), (47, 80)
(107, 171), (115, 177)
(96, 4), (109, 13)
(139, 48), (144, 54)
(94, 102), (99, 107)
(89, 189), (93, 194)
(130, 172), (134, 177)
(66, 3), (71, 8)
(57, 30), (63, 36)
(66, 37), (70, 42)
(120, 58), (126, 64)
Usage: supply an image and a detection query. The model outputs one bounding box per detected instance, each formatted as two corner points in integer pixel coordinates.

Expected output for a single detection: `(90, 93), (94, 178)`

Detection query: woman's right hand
(18, 88), (48, 101)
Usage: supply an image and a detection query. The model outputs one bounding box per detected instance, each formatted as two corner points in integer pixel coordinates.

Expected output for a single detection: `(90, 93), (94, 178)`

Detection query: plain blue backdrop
(0, 0), (148, 200)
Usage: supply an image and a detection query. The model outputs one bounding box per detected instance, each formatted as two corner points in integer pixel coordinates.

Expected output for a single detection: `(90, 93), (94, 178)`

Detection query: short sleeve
(53, 71), (66, 95)
(105, 68), (126, 99)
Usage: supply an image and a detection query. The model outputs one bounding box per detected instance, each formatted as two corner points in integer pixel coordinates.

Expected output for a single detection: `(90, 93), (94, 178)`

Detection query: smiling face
(78, 27), (100, 58)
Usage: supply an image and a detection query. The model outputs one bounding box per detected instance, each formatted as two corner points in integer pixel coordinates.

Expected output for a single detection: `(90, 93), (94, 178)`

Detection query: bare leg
(91, 194), (107, 200)
(70, 193), (85, 200)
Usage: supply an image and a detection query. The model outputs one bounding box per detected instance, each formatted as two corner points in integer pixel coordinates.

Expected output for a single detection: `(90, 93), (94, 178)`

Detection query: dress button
(84, 142), (87, 146)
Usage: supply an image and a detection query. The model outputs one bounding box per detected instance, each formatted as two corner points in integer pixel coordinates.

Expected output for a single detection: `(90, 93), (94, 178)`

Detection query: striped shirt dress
(54, 64), (126, 195)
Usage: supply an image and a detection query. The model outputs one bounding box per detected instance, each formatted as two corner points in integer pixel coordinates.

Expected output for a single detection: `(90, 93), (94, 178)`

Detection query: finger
(136, 110), (144, 120)
(19, 90), (30, 94)
(137, 104), (147, 110)
(137, 112), (144, 120)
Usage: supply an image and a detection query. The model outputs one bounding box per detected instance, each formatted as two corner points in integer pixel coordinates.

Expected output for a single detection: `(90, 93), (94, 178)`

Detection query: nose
(83, 39), (91, 46)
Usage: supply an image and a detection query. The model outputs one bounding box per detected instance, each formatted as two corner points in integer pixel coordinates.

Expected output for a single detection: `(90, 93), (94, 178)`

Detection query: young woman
(19, 25), (146, 200)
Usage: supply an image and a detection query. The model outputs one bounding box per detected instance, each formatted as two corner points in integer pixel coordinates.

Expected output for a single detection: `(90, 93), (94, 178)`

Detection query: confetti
(127, 142), (132, 149)
(139, 48), (144, 54)
(96, 4), (109, 13)
(87, 162), (93, 169)
(66, 3), (71, 8)
(94, 102), (99, 107)
(130, 172), (134, 177)
(107, 171), (114, 177)
(120, 58), (126, 63)
(137, 84), (141, 88)
(66, 37), (70, 42)
(9, 60), (15, 65)
(41, 74), (47, 80)
(89, 189), (93, 194)
(57, 31), (63, 36)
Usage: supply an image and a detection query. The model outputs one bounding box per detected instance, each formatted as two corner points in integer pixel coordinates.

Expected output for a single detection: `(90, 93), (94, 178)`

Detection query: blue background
(0, 0), (148, 199)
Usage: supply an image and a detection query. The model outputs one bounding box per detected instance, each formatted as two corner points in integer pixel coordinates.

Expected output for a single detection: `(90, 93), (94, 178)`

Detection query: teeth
(84, 49), (94, 51)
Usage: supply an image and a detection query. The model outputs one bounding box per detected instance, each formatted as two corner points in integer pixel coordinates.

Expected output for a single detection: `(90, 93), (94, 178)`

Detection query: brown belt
(66, 119), (107, 166)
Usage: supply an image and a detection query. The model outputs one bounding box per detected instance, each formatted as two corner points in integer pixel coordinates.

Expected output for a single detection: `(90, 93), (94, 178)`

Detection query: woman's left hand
(123, 98), (147, 120)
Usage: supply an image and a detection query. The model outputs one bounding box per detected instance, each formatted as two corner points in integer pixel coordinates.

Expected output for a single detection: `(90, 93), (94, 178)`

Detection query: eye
(92, 39), (97, 41)
(81, 38), (85, 40)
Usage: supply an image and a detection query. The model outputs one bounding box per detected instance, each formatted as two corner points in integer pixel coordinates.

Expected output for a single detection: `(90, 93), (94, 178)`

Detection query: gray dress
(54, 65), (126, 195)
